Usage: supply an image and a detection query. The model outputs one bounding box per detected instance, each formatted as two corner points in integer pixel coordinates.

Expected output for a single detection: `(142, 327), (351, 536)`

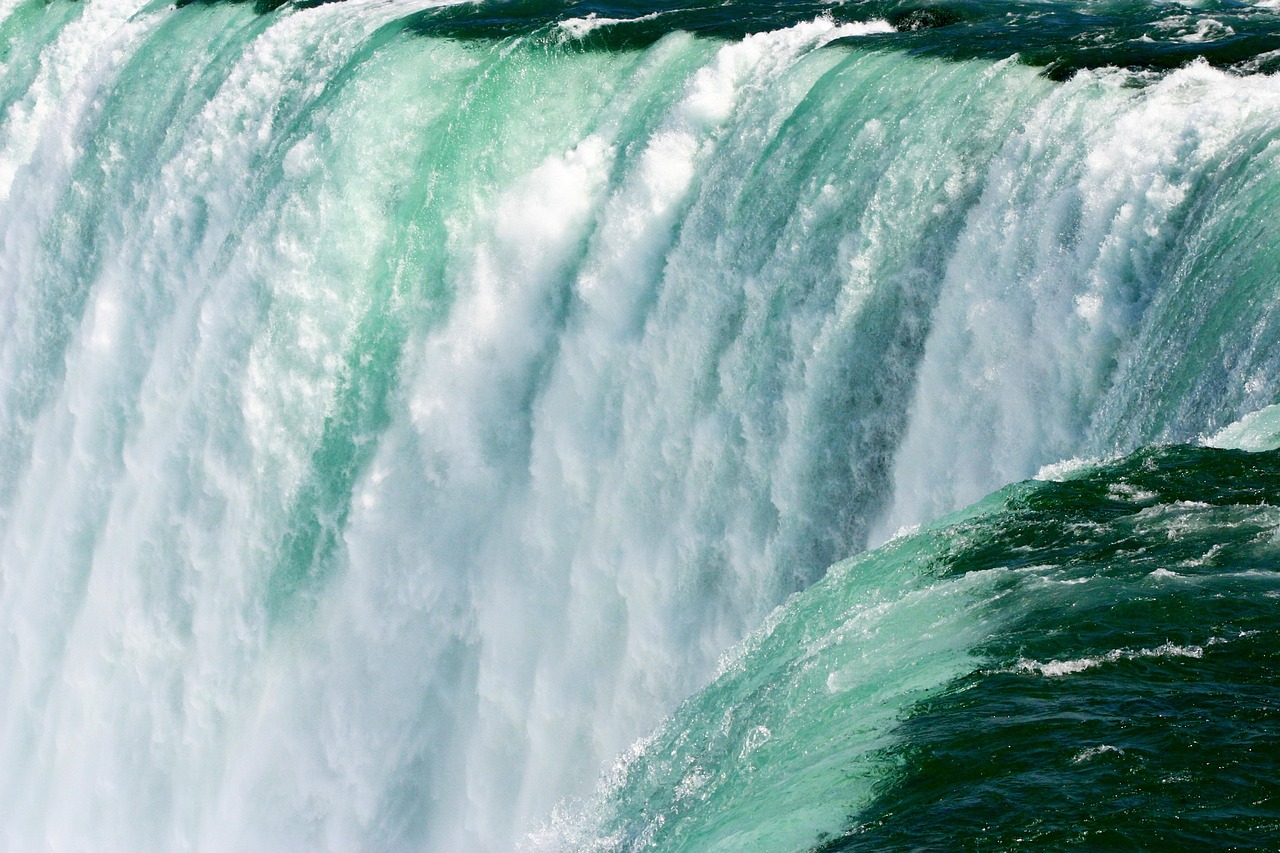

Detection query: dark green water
(581, 444), (1280, 851)
(389, 0), (1280, 79)
(179, 0), (1280, 79)
(837, 445), (1280, 851)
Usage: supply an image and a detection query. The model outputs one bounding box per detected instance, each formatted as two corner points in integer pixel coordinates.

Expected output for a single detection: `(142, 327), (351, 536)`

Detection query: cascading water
(1, 0), (1279, 849)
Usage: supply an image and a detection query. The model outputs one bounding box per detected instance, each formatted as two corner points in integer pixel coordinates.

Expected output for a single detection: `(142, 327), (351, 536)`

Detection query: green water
(2, 0), (1280, 849)
(575, 444), (1280, 851)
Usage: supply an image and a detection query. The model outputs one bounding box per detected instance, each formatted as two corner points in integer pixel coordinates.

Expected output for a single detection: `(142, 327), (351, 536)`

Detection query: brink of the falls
(2, 0), (1280, 849)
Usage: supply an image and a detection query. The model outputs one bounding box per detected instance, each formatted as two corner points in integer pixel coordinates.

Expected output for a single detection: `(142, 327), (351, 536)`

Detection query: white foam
(1072, 744), (1124, 763)
(1010, 641), (1205, 678)
(557, 12), (662, 40)
(1034, 456), (1102, 482)
(3, 6), (1279, 852)
(1204, 402), (1280, 452)
(1175, 542), (1228, 568)
(874, 62), (1280, 542)
(1151, 15), (1235, 43)
(1106, 482), (1159, 502)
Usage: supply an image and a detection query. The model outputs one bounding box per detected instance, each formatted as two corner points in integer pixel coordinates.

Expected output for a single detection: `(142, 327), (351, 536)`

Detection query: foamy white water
(2, 1), (1280, 849)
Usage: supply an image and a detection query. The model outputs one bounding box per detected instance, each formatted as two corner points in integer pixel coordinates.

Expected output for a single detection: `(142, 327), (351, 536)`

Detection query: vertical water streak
(874, 62), (1280, 543)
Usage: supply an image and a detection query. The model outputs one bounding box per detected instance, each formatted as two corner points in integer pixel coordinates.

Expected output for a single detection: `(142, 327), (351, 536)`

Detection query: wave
(541, 442), (1280, 851)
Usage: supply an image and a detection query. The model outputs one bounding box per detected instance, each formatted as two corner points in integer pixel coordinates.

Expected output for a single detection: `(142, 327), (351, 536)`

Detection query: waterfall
(3, 0), (1280, 848)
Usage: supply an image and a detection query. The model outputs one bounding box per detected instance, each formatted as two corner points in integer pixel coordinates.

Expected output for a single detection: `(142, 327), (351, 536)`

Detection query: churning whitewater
(1, 0), (1279, 849)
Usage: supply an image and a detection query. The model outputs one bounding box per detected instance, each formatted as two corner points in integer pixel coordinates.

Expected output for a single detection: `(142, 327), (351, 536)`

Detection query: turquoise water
(565, 441), (1280, 850)
(1, 0), (1279, 849)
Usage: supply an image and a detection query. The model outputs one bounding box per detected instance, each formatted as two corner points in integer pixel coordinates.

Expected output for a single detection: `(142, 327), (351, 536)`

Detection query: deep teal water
(584, 444), (1280, 850)
(389, 0), (1280, 79)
